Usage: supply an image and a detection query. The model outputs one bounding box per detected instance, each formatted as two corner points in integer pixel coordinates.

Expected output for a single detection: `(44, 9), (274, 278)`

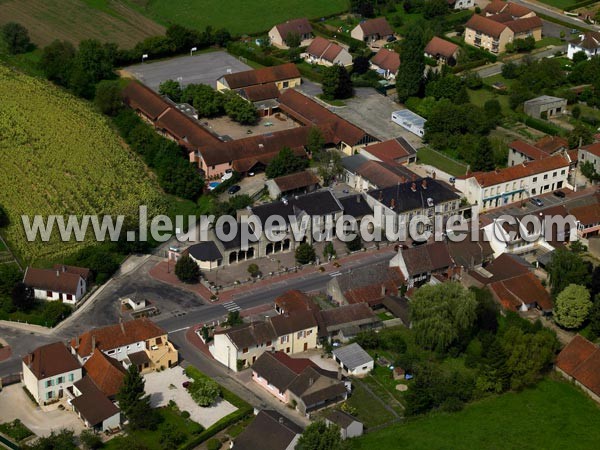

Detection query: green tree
(589, 295), (600, 338)
(571, 104), (581, 119)
(175, 254), (201, 283)
(572, 51), (588, 65)
(189, 377), (221, 406)
(464, 72), (483, 90)
(26, 429), (77, 450)
(568, 123), (594, 148)
(79, 429), (103, 450)
(159, 79), (182, 102)
(581, 161), (600, 182)
(346, 234), (362, 252)
(472, 137), (495, 172)
(295, 243), (316, 264)
(94, 80), (123, 116)
(247, 263), (260, 278)
(295, 421), (347, 450)
(410, 282), (477, 352)
(396, 26), (425, 102)
(166, 24), (200, 52)
(349, 0), (375, 17)
(546, 247), (591, 296)
(265, 147), (309, 178)
(484, 99), (502, 123)
(1, 22), (31, 54)
(41, 40), (76, 87)
(42, 301), (72, 327)
(554, 284), (592, 329)
(223, 91), (258, 124)
(117, 365), (159, 430)
(322, 65), (353, 100)
(323, 242), (336, 260)
(352, 56), (370, 75)
(423, 0), (449, 19)
(11, 282), (34, 311)
(182, 84), (225, 118)
(226, 310), (243, 327)
(307, 127), (325, 160)
(285, 32), (302, 49)
(317, 151), (343, 185)
(69, 39), (117, 98)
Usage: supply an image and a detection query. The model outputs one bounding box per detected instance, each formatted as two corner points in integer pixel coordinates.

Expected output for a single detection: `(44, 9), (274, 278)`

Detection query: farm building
(332, 343), (374, 377)
(391, 109), (426, 137)
(325, 410), (364, 439)
(523, 96), (567, 119)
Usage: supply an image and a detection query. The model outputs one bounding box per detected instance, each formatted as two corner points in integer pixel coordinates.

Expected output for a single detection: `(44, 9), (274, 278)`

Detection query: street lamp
(141, 53), (149, 63)
(227, 345), (231, 372)
(190, 46), (197, 56)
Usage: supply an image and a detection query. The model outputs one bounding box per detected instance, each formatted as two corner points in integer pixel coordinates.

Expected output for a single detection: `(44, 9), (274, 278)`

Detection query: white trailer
(391, 109), (426, 137)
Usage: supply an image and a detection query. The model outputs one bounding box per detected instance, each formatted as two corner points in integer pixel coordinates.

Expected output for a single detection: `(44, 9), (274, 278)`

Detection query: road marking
(168, 326), (190, 334)
(329, 271), (342, 277)
(222, 301), (241, 312)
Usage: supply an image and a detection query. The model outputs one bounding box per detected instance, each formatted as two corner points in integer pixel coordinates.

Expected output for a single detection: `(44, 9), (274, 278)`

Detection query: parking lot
(123, 51), (252, 90)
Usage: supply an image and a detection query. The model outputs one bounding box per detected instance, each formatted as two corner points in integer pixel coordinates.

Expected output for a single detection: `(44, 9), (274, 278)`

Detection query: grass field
(352, 378), (600, 450)
(0, 64), (165, 265)
(537, 0), (580, 9)
(417, 147), (468, 177)
(126, 0), (349, 35)
(0, 0), (164, 47)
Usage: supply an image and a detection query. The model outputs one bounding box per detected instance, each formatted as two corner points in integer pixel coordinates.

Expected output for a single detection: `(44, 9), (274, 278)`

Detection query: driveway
(123, 51), (252, 90)
(144, 367), (236, 428)
(0, 385), (85, 437)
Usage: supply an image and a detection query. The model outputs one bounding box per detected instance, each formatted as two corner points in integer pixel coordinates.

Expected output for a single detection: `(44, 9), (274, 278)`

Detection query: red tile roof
(535, 136), (568, 154)
(271, 351), (318, 374)
(568, 203), (600, 227)
(370, 48), (400, 73)
(484, 1), (533, 18)
(507, 16), (542, 34)
(71, 319), (166, 358)
(355, 160), (416, 188)
(275, 18), (313, 41)
(424, 37), (459, 60)
(362, 138), (416, 163)
(509, 140), (549, 161)
(582, 142), (600, 158)
(357, 17), (394, 37)
(156, 107), (220, 149)
(273, 170), (319, 192)
(489, 272), (553, 311)
(122, 81), (169, 121)
(470, 154), (569, 186)
(239, 83), (280, 103)
(83, 349), (126, 398)
(24, 267), (84, 296)
(52, 265), (91, 281)
(556, 335), (600, 398)
(274, 290), (317, 314)
(221, 63), (301, 90)
(466, 14), (508, 39)
(306, 37), (345, 63)
(23, 342), (81, 380)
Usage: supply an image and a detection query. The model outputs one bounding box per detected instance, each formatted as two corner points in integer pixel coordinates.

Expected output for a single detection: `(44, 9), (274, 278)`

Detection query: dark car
(227, 185), (241, 195)
(411, 239), (427, 247)
(530, 198), (544, 207)
(386, 35), (397, 42)
(553, 190), (566, 198)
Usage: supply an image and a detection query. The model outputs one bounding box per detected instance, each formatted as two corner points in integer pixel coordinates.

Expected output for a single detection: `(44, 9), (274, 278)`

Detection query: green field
(126, 0), (349, 35)
(352, 378), (600, 450)
(416, 147), (468, 177)
(0, 64), (166, 265)
(537, 0), (580, 9)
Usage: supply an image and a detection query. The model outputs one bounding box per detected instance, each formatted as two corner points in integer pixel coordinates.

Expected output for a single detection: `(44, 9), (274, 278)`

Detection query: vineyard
(0, 64), (166, 265)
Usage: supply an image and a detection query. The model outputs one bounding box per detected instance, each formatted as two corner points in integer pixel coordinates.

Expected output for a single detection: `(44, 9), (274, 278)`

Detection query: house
(342, 155), (417, 191)
(304, 37), (352, 67)
(524, 96), (567, 119)
(266, 170), (320, 199)
(82, 348), (126, 399)
(332, 343), (374, 377)
(318, 303), (382, 342)
(325, 410), (364, 439)
(252, 351), (348, 414)
(370, 48), (400, 80)
(278, 89), (377, 155)
(457, 154), (571, 211)
(238, 83), (281, 117)
(381, 296), (411, 326)
(393, 241), (454, 288)
(217, 63), (301, 91)
(360, 137), (417, 165)
(69, 376), (121, 432)
(483, 1), (536, 19)
(555, 335), (600, 403)
(462, 253), (553, 313)
(424, 36), (460, 66)
(567, 193), (600, 238)
(22, 342), (83, 405)
(23, 265), (89, 304)
(269, 18), (313, 48)
(327, 260), (405, 307)
(186, 241), (223, 271)
(508, 137), (569, 166)
(351, 18), (394, 46)
(578, 142), (600, 173)
(568, 32), (600, 60)
(274, 290), (319, 315)
(464, 14), (542, 53)
(209, 311), (318, 372)
(232, 409), (302, 450)
(447, 0), (475, 10)
(366, 177), (463, 236)
(391, 109), (426, 137)
(70, 318), (178, 372)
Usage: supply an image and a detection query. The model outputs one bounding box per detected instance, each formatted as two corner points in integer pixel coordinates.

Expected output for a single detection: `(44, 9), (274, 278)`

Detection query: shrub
(207, 438), (222, 450)
(189, 377), (221, 407)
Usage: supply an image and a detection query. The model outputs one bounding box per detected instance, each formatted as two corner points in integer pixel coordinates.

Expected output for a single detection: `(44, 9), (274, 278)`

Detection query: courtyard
(203, 113), (300, 141)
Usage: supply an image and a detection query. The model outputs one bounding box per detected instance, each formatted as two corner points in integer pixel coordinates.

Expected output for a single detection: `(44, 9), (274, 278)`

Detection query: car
(553, 190), (566, 198)
(228, 185), (241, 195)
(386, 35), (397, 42)
(221, 172), (233, 182)
(530, 198), (544, 207)
(248, 171), (255, 177)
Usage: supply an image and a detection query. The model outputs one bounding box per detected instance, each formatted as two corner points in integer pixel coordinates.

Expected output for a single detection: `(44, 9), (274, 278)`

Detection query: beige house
(217, 63), (301, 92)
(22, 342), (83, 405)
(304, 36), (353, 67)
(351, 17), (394, 46)
(464, 14), (542, 53)
(269, 18), (313, 48)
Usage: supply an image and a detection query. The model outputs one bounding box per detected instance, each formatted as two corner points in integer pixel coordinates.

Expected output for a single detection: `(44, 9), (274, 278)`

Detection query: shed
(332, 343), (374, 377)
(391, 109), (426, 137)
(325, 410), (364, 439)
(523, 96), (567, 119)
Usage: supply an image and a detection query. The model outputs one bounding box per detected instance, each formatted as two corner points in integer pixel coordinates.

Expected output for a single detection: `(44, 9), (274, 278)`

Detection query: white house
(370, 48), (400, 80)
(325, 410), (364, 439)
(304, 36), (353, 67)
(70, 376), (121, 432)
(567, 32), (600, 60)
(456, 154), (571, 212)
(23, 265), (90, 304)
(22, 342), (83, 405)
(447, 0), (475, 9)
(332, 343), (374, 377)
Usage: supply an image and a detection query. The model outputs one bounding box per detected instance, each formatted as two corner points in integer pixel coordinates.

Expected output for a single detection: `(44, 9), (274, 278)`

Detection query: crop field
(0, 64), (166, 265)
(0, 0), (164, 47)
(125, 0), (349, 35)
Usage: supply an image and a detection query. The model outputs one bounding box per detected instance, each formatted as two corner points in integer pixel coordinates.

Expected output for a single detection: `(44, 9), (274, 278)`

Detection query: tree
(484, 98), (502, 122)
(410, 282), (477, 352)
(349, 0), (375, 17)
(307, 127), (326, 160)
(182, 84), (224, 117)
(472, 137), (495, 172)
(546, 247), (591, 296)
(568, 123), (594, 148)
(27, 429), (77, 450)
(501, 61), (521, 79)
(572, 51), (588, 65)
(166, 24), (200, 52)
(265, 147), (309, 178)
(572, 104), (581, 119)
(295, 421), (347, 450)
(346, 235), (362, 252)
(41, 40), (76, 86)
(175, 254), (201, 283)
(117, 365), (159, 430)
(214, 28), (232, 47)
(94, 80), (123, 116)
(295, 243), (316, 264)
(159, 79), (182, 102)
(321, 65), (353, 100)
(317, 151), (343, 185)
(554, 284), (592, 329)
(11, 282), (34, 311)
(189, 377), (221, 406)
(1, 22), (31, 54)
(0, 204), (8, 228)
(285, 32), (302, 49)
(396, 27), (425, 102)
(79, 429), (103, 450)
(247, 263), (260, 278)
(69, 39), (117, 98)
(581, 161), (600, 183)
(352, 56), (370, 75)
(226, 310), (244, 327)
(423, 0), (449, 19)
(463, 72), (483, 90)
(323, 242), (336, 260)
(223, 91), (258, 124)
(589, 296), (600, 338)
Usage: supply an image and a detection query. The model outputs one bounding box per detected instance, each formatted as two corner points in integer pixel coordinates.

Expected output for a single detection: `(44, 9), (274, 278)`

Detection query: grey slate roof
(187, 241), (223, 262)
(332, 343), (373, 371)
(339, 194), (374, 218)
(233, 409), (302, 450)
(369, 177), (459, 213)
(251, 190), (343, 224)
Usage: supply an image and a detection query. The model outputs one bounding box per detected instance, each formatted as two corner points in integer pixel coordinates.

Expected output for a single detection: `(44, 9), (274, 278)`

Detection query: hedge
(520, 115), (566, 136)
(565, 0), (599, 12)
(226, 42), (286, 67)
(180, 366), (253, 450)
(310, 21), (367, 50)
(452, 59), (488, 74)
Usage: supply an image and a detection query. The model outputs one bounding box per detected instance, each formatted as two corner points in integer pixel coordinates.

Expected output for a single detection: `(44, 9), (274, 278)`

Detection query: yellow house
(464, 14), (542, 54)
(216, 63), (301, 92)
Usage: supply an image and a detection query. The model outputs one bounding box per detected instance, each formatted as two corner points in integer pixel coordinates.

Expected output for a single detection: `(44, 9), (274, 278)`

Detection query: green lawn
(535, 37), (564, 49)
(417, 147), (468, 178)
(346, 381), (398, 428)
(126, 0), (349, 35)
(352, 378), (600, 450)
(536, 0), (579, 9)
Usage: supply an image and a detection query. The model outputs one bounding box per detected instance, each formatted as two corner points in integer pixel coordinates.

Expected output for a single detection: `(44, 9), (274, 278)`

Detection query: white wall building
(567, 32), (600, 60)
(23, 265), (89, 304)
(391, 109), (426, 138)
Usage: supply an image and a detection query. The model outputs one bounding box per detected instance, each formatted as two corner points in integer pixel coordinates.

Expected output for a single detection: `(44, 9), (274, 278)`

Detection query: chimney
(411, 182), (417, 192)
(120, 318), (125, 335)
(56, 270), (60, 277)
(390, 198), (396, 209)
(422, 179), (427, 190)
(91, 335), (96, 352)
(309, 377), (314, 386)
(278, 417), (284, 424)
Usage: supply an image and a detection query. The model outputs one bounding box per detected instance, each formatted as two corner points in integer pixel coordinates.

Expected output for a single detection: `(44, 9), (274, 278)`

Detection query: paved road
(474, 44), (567, 78)
(514, 0), (600, 32)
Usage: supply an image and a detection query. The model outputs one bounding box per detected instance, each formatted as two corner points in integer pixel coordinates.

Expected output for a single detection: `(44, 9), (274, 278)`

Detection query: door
(304, 343), (308, 351)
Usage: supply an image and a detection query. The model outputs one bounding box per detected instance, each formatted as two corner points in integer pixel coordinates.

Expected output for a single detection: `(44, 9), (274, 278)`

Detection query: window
(46, 380), (53, 388)
(280, 335), (289, 344)
(56, 376), (64, 384)
(68, 374), (74, 382)
(243, 347), (248, 354)
(544, 174), (548, 180)
(561, 169), (566, 175)
(46, 391), (53, 400)
(553, 171), (557, 177)
(46, 291), (53, 298)
(297, 331), (304, 339)
(66, 294), (72, 300)
(533, 177), (537, 183)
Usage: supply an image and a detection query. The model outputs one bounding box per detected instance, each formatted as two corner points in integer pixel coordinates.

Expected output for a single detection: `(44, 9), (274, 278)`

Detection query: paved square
(123, 51), (252, 90)
(144, 367), (236, 428)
